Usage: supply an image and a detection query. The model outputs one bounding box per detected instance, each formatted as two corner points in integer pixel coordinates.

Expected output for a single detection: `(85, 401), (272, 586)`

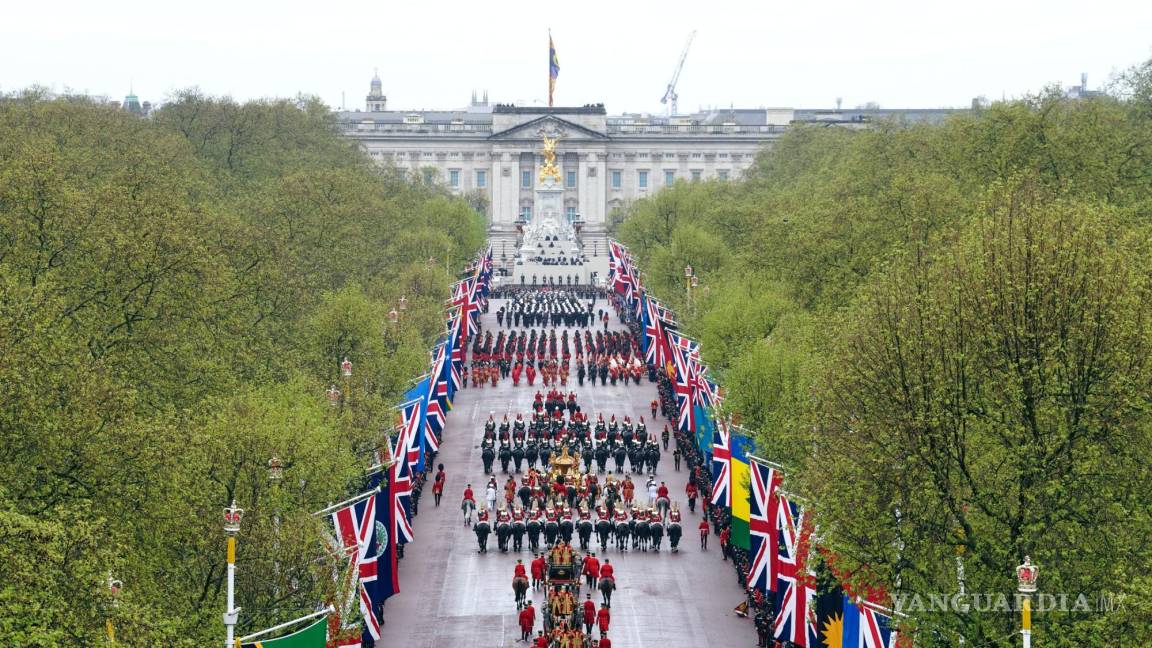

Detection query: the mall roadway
(376, 297), (756, 648)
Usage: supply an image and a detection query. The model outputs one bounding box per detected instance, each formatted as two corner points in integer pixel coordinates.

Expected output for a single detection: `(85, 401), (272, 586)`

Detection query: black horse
(496, 519), (511, 552)
(595, 445), (609, 473)
(577, 518), (594, 552)
(518, 485), (532, 509)
(544, 518), (559, 547)
(499, 445), (512, 473)
(612, 446), (626, 473)
(481, 443), (495, 474)
(525, 442), (539, 470)
(559, 517), (574, 544)
(527, 517), (542, 552)
(668, 521), (682, 553)
(595, 519), (613, 552)
(512, 519), (526, 552)
(614, 521), (630, 552)
(635, 519), (650, 552)
(474, 520), (491, 553)
(649, 521), (664, 552)
(581, 446), (594, 473)
(512, 445), (525, 473)
(646, 445), (661, 474)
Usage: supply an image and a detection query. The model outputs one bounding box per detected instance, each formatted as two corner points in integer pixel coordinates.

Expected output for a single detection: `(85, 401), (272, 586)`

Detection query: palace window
(424, 169), (436, 184)
(476, 170), (487, 188)
(691, 152), (702, 159)
(522, 170), (532, 188)
(449, 169), (460, 187)
(566, 170), (577, 188)
(520, 205), (532, 220)
(611, 170), (622, 189)
(718, 152), (729, 159)
(664, 170), (675, 185)
(664, 153), (676, 160)
(718, 169), (730, 181)
(566, 206), (577, 221)
(691, 169), (702, 181)
(638, 170), (648, 189)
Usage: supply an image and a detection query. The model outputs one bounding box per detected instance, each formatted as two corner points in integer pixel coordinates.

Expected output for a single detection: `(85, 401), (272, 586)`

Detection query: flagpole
(312, 488), (379, 517)
(222, 501), (244, 648)
(236, 606), (335, 643)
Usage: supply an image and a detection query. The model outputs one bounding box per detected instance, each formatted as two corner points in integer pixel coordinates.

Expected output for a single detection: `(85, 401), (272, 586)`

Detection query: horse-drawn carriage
(541, 542), (581, 635)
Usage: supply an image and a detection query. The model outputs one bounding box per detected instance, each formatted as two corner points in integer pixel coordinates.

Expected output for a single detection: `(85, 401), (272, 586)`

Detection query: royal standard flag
(548, 33), (560, 106)
(239, 617), (327, 648)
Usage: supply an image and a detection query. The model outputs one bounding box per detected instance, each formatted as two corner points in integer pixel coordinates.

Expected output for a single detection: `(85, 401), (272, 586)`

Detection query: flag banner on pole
(239, 616), (327, 648)
(748, 458), (783, 594)
(548, 33), (560, 106)
(773, 497), (817, 647)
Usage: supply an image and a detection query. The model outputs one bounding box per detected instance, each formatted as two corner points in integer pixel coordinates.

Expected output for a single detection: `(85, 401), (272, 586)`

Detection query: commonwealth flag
(239, 617), (326, 648)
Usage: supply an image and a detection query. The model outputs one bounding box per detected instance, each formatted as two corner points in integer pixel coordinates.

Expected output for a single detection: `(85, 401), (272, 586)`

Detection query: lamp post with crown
(1016, 556), (1039, 648)
(684, 265), (694, 305)
(223, 500), (244, 648)
(105, 574), (122, 643)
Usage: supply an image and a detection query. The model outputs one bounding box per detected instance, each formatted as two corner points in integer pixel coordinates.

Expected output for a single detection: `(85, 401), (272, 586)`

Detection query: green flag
(240, 617), (327, 648)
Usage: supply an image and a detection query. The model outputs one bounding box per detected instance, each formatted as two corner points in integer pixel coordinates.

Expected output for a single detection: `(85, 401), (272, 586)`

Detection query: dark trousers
(700, 532), (708, 549)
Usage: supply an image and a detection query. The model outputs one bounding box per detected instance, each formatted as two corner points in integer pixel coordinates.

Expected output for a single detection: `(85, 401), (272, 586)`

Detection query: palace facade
(335, 72), (963, 229)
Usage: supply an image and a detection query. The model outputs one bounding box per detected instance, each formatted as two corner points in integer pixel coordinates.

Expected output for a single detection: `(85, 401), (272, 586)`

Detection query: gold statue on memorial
(538, 134), (562, 184)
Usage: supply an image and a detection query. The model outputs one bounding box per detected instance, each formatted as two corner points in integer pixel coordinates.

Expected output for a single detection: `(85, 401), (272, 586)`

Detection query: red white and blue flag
(643, 294), (672, 371)
(331, 490), (391, 640)
(667, 331), (701, 432)
(710, 417), (732, 507)
(773, 495), (817, 647)
(748, 459), (782, 594)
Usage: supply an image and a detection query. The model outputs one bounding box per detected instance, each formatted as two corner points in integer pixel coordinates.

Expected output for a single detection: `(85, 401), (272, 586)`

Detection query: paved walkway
(377, 297), (754, 647)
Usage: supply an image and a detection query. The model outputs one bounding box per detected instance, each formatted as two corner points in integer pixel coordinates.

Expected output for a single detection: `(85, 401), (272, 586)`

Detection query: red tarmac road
(377, 298), (755, 647)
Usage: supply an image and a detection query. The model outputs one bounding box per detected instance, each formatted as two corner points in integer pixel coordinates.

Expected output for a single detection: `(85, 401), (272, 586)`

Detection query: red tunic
(599, 563), (614, 580)
(514, 564), (528, 581)
(597, 606), (611, 632)
(531, 557), (546, 580)
(657, 485), (669, 499)
(599, 637), (612, 648)
(583, 600), (596, 625)
(519, 606), (536, 632)
(582, 557), (600, 578)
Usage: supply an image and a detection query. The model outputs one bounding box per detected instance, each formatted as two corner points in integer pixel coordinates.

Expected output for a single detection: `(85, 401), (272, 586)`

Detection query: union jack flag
(748, 459), (782, 594)
(667, 332), (701, 432)
(608, 241), (637, 300)
(773, 496), (817, 647)
(856, 600), (899, 648)
(643, 295), (671, 370)
(331, 492), (383, 639)
(424, 348), (446, 453)
(710, 417), (732, 507)
(699, 376), (722, 409)
(391, 401), (421, 544)
(452, 279), (479, 342)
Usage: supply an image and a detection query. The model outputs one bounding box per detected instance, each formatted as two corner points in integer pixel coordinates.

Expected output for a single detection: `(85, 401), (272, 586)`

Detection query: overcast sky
(4, 0), (1151, 113)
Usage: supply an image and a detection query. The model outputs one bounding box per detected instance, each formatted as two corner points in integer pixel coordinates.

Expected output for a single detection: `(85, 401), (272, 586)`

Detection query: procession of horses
(449, 287), (702, 648)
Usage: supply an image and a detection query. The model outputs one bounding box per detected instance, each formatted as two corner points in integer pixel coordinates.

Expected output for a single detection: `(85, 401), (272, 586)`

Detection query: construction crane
(661, 30), (697, 116)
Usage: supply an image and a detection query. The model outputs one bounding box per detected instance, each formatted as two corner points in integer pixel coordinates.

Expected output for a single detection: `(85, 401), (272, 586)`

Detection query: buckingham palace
(336, 72), (962, 231)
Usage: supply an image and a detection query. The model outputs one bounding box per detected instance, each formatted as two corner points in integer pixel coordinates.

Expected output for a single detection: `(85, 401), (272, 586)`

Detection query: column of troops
(514, 541), (617, 647)
(464, 326), (646, 390)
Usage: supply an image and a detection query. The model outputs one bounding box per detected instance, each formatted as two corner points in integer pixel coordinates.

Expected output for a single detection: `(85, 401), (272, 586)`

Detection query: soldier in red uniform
(526, 363), (537, 386)
(598, 632), (612, 648)
(531, 553), (546, 589)
(582, 593), (597, 634)
(597, 603), (611, 637)
(685, 480), (699, 513)
(650, 398), (658, 418)
(533, 631), (548, 648)
(699, 519), (710, 549)
(720, 525), (731, 561)
(582, 552), (600, 589)
(519, 600), (536, 641)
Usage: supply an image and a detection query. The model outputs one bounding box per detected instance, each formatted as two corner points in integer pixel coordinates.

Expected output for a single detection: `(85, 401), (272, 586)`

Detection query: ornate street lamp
(1016, 556), (1039, 648)
(105, 575), (122, 642)
(340, 357), (352, 378)
(684, 264), (693, 278)
(691, 275), (699, 288)
(388, 308), (399, 324)
(398, 295), (408, 311)
(325, 384), (341, 407)
(267, 457), (284, 482)
(223, 500), (244, 648)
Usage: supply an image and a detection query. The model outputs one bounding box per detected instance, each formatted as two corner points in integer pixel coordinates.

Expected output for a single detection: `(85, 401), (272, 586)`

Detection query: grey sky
(4, 0), (1151, 113)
